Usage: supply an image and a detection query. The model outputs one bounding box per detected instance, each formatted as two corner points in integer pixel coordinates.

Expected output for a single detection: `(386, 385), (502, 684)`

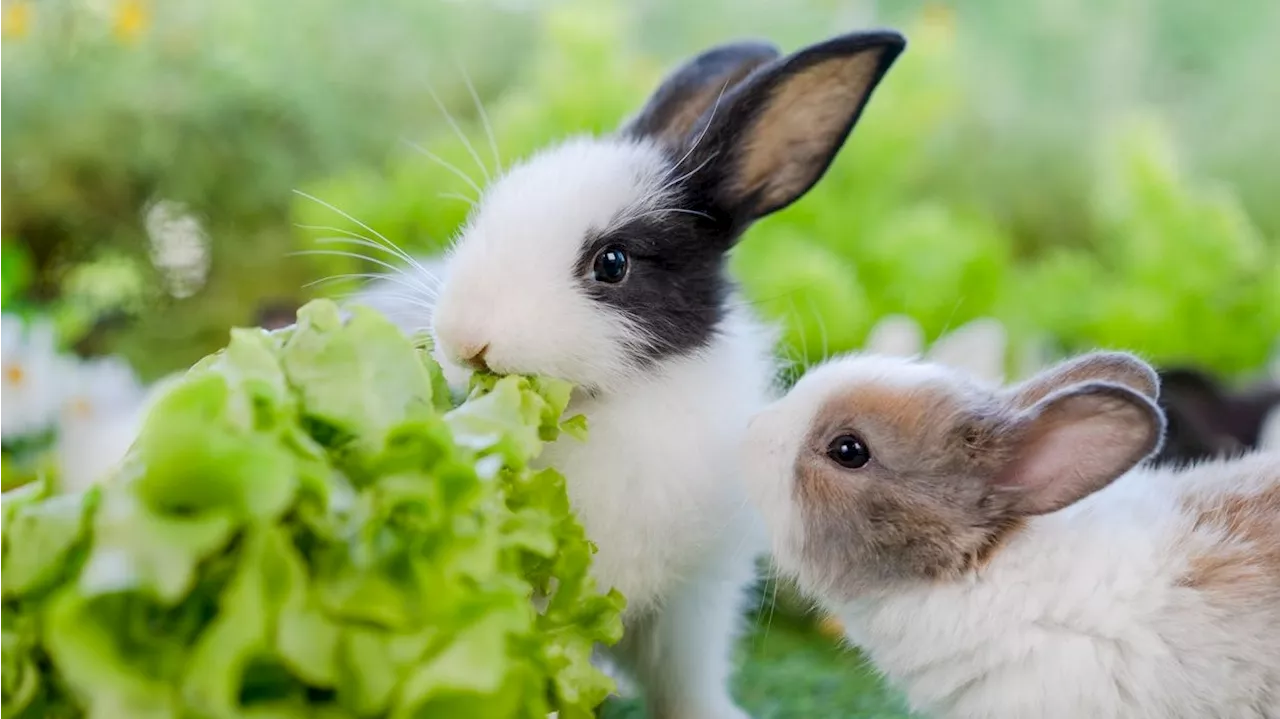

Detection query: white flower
(2, 314), (68, 440)
(55, 356), (147, 493)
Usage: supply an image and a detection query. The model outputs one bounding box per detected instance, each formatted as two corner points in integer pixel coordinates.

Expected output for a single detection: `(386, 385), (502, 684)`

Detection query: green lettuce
(1, 300), (624, 719)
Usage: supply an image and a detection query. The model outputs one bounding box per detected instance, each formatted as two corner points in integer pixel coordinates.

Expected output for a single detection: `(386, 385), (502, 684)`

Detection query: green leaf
(280, 302), (435, 457)
(2, 299), (622, 717)
(1, 491), (94, 598)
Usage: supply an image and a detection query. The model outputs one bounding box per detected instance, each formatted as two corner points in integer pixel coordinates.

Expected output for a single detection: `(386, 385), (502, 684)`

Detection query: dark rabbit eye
(826, 434), (870, 469)
(592, 246), (629, 283)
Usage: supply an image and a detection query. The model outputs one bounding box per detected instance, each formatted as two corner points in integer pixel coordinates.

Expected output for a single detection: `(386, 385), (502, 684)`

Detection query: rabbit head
(429, 32), (906, 391)
(744, 350), (1166, 600)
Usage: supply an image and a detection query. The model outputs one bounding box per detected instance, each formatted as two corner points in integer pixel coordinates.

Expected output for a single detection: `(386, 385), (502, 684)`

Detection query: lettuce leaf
(1, 299), (623, 719)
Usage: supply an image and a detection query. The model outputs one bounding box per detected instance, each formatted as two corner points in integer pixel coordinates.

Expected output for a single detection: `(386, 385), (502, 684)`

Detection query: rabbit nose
(458, 342), (491, 372)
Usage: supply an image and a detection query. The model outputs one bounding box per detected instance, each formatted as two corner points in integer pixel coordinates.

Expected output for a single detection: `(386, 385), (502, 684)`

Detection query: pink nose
(457, 342), (490, 372)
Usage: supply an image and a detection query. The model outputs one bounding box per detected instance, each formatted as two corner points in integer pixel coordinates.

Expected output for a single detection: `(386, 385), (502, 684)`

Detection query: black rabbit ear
(682, 30), (905, 224)
(621, 41), (781, 147)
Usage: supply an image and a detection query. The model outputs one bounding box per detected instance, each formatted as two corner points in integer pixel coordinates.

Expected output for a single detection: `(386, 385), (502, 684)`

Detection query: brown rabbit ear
(992, 382), (1165, 516)
(620, 41), (780, 147)
(1005, 351), (1160, 410)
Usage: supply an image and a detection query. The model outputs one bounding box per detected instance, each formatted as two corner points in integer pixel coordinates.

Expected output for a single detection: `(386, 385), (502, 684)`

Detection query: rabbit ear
(927, 318), (1007, 383)
(864, 314), (924, 357)
(621, 41), (780, 147)
(1005, 351), (1160, 410)
(680, 30), (905, 224)
(992, 382), (1165, 516)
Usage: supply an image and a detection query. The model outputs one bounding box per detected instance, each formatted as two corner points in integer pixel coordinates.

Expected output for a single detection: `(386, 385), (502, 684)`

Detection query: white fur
(745, 355), (1280, 719)
(358, 135), (776, 718)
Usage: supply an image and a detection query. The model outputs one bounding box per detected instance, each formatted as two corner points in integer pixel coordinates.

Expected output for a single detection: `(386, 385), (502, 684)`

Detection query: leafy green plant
(1, 300), (624, 719)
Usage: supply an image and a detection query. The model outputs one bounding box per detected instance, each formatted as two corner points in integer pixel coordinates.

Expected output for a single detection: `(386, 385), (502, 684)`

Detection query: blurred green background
(4, 0), (1279, 715)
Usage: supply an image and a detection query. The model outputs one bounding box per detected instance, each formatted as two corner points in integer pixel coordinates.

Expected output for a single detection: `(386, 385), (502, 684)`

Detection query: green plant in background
(1, 0), (539, 377)
(1, 300), (624, 719)
(1005, 115), (1280, 373)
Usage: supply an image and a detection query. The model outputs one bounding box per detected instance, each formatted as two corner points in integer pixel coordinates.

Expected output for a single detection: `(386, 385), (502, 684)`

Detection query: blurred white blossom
(2, 314), (67, 439)
(55, 357), (147, 493)
(145, 199), (211, 299)
(2, 313), (155, 494)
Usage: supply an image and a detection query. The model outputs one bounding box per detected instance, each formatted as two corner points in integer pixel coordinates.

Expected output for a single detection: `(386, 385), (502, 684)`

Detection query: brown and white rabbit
(744, 350), (1280, 719)
(356, 31), (906, 718)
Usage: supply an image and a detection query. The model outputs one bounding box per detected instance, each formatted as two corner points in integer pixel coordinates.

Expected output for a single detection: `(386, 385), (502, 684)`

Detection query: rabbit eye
(592, 246), (629, 284)
(826, 434), (870, 469)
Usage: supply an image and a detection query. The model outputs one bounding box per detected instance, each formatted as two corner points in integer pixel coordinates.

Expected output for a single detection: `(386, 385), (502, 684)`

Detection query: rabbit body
(838, 450), (1280, 719)
(540, 306), (775, 717)
(744, 351), (1280, 719)
(537, 306), (774, 610)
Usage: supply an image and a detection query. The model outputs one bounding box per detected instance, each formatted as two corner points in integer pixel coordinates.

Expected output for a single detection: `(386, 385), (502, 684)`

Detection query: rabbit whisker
(806, 294), (831, 366)
(665, 79), (730, 183)
(291, 249), (437, 299)
(300, 229), (440, 289)
(438, 191), (478, 207)
(404, 140), (485, 198)
(292, 192), (435, 280)
(457, 59), (503, 175)
(336, 289), (436, 316)
(305, 237), (439, 293)
(632, 207), (716, 223)
(425, 80), (492, 186)
(656, 150), (720, 199)
(305, 271), (437, 302)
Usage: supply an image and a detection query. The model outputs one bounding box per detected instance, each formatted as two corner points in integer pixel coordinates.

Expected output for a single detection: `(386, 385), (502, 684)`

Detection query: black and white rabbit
(355, 31), (905, 718)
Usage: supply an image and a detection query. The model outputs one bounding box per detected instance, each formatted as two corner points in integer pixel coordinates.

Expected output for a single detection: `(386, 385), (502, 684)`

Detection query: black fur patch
(573, 184), (739, 365)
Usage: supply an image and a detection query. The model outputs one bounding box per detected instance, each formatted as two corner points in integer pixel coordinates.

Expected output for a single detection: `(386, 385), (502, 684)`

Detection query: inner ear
(620, 41), (780, 148)
(682, 30), (905, 224)
(994, 382), (1165, 516)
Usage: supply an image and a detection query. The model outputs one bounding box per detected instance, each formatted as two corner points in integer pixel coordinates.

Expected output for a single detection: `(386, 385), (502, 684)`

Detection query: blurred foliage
(2, 0), (537, 377)
(4, 0), (1279, 378)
